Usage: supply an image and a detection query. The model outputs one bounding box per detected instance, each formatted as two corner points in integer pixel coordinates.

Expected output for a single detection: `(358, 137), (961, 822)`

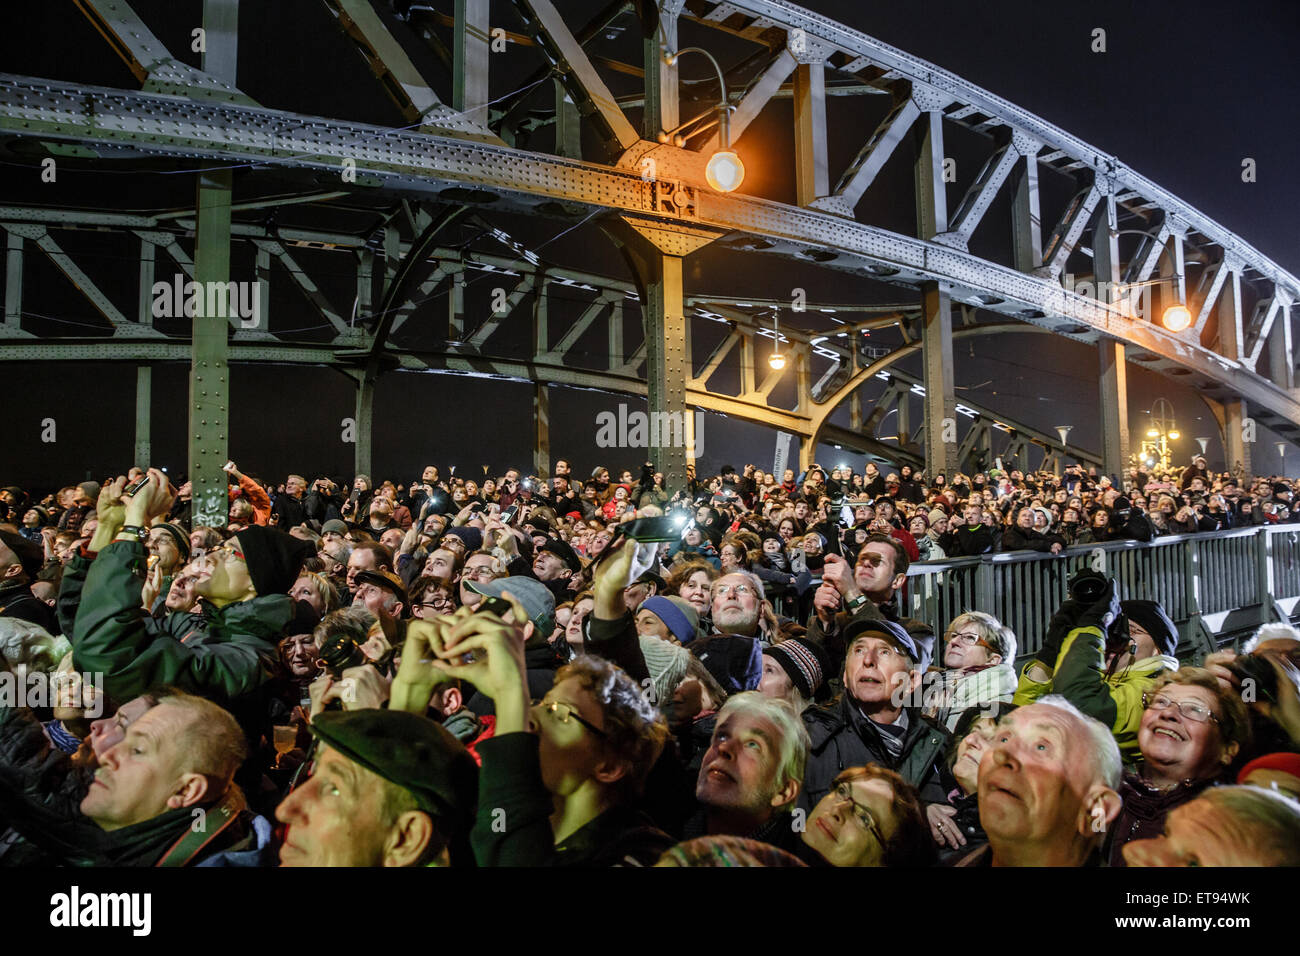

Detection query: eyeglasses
(944, 630), (993, 650)
(832, 782), (885, 845)
(211, 544), (245, 562)
(533, 699), (606, 739)
(1143, 693), (1220, 725)
(713, 583), (755, 597)
(420, 595), (456, 610)
(461, 566), (497, 579)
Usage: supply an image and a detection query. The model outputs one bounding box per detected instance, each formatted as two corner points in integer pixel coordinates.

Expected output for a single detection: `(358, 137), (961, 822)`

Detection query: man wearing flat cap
(276, 709), (478, 867)
(69, 470), (315, 706)
(351, 567), (409, 653)
(486, 513), (584, 603)
(800, 618), (951, 812)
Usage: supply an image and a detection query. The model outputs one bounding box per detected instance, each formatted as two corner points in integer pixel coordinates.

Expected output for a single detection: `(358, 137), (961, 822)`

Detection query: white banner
(773, 432), (793, 478)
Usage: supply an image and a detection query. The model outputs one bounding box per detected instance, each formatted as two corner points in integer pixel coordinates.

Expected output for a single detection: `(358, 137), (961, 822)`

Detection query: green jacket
(1013, 625), (1178, 759)
(70, 540), (292, 705)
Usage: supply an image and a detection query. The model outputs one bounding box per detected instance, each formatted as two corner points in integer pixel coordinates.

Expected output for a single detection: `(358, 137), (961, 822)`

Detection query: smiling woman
(1106, 667), (1251, 866)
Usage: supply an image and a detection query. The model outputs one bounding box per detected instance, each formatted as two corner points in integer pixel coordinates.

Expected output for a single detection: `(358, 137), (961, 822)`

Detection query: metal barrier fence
(903, 526), (1300, 661)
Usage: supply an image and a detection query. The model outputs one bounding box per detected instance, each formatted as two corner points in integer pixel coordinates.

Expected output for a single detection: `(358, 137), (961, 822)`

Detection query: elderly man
(801, 619), (949, 813)
(0, 690), (269, 866)
(690, 570), (766, 694)
(1123, 784), (1300, 866)
(276, 709), (478, 867)
(957, 696), (1122, 866)
(71, 471), (313, 705)
(685, 692), (810, 854)
(351, 568), (408, 651)
(1014, 583), (1180, 759)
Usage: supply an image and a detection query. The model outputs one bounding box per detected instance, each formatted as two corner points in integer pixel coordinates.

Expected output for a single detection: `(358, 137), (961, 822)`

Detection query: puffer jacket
(69, 540), (292, 706)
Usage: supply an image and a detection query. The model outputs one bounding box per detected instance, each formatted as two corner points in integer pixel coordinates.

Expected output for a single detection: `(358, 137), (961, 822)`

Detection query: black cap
(1119, 600), (1178, 658)
(310, 710), (479, 862)
(153, 522), (191, 562)
(232, 526), (315, 597)
(763, 637), (830, 701)
(540, 537), (582, 573)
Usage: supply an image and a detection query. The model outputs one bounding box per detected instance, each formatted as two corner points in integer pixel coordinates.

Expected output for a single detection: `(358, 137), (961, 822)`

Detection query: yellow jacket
(1013, 625), (1178, 759)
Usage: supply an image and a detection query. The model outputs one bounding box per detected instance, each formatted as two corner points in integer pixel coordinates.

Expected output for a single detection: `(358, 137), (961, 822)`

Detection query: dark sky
(3, 0), (1297, 490)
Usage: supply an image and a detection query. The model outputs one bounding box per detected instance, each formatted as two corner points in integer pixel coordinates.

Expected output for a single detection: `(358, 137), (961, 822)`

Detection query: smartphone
(469, 502), (484, 514)
(621, 516), (685, 542)
(124, 477), (150, 497)
(460, 594), (514, 664)
(500, 506), (519, 525)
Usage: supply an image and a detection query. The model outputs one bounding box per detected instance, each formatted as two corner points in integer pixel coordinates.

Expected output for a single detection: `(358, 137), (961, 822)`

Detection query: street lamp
(768, 311), (785, 370)
(1138, 397), (1180, 470)
(662, 46), (745, 193)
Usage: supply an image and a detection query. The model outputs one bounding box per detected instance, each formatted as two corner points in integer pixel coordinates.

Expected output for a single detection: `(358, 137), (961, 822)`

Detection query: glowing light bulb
(706, 150), (745, 192)
(768, 352), (786, 370)
(1161, 304), (1192, 332)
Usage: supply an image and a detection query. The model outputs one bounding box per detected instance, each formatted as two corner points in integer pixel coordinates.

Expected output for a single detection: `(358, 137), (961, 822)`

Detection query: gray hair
(1243, 623), (1300, 653)
(1195, 786), (1300, 865)
(1037, 694), (1122, 791)
(714, 692), (810, 808)
(710, 569), (767, 605)
(948, 611), (1018, 663)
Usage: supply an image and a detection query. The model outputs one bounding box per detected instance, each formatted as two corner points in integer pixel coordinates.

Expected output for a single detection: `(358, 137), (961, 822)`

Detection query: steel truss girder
(3, 75), (1294, 430)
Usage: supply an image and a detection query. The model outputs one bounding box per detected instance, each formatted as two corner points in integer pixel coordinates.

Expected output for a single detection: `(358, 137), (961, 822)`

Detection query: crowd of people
(0, 451), (1298, 868)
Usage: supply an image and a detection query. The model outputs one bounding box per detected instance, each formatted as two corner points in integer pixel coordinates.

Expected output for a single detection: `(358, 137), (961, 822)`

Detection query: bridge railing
(903, 526), (1300, 661)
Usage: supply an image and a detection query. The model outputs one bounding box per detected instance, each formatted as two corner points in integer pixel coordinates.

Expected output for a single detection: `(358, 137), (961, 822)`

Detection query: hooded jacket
(69, 540), (291, 705)
(1012, 624), (1179, 759)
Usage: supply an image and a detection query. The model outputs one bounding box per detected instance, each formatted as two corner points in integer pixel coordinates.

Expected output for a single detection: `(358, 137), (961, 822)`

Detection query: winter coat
(799, 696), (951, 813)
(999, 525), (1066, 554)
(939, 524), (996, 557)
(692, 632), (762, 694)
(471, 733), (673, 866)
(69, 540), (292, 706)
(1106, 773), (1214, 867)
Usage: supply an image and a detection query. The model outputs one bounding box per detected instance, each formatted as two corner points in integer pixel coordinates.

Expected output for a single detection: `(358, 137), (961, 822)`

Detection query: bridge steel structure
(1, 0), (1295, 524)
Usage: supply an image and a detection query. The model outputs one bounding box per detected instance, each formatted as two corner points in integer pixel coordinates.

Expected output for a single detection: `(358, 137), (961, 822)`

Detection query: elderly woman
(923, 611), (1018, 731)
(1107, 667), (1250, 866)
(799, 765), (935, 867)
(927, 706), (1009, 859)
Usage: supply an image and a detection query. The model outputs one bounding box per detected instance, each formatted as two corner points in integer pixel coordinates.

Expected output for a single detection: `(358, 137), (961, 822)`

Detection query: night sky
(2, 0), (1296, 491)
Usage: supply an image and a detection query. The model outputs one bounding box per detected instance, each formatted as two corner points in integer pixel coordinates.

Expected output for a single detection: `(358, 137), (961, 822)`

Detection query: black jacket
(999, 525), (1065, 554)
(799, 696), (951, 813)
(0, 579), (57, 635)
(470, 732), (673, 866)
(940, 524), (996, 557)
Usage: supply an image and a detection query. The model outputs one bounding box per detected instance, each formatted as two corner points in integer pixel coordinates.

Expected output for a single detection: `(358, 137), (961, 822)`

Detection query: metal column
(793, 60), (828, 207)
(915, 109), (955, 478)
(135, 366), (151, 468)
(1010, 152), (1042, 271)
(1224, 399), (1252, 477)
(1098, 341), (1130, 478)
(644, 253), (689, 489)
(354, 370), (375, 479)
(643, 2), (679, 138)
(188, 1), (239, 528)
(453, 0), (490, 127)
(1268, 301), (1294, 391)
(534, 384), (550, 477)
